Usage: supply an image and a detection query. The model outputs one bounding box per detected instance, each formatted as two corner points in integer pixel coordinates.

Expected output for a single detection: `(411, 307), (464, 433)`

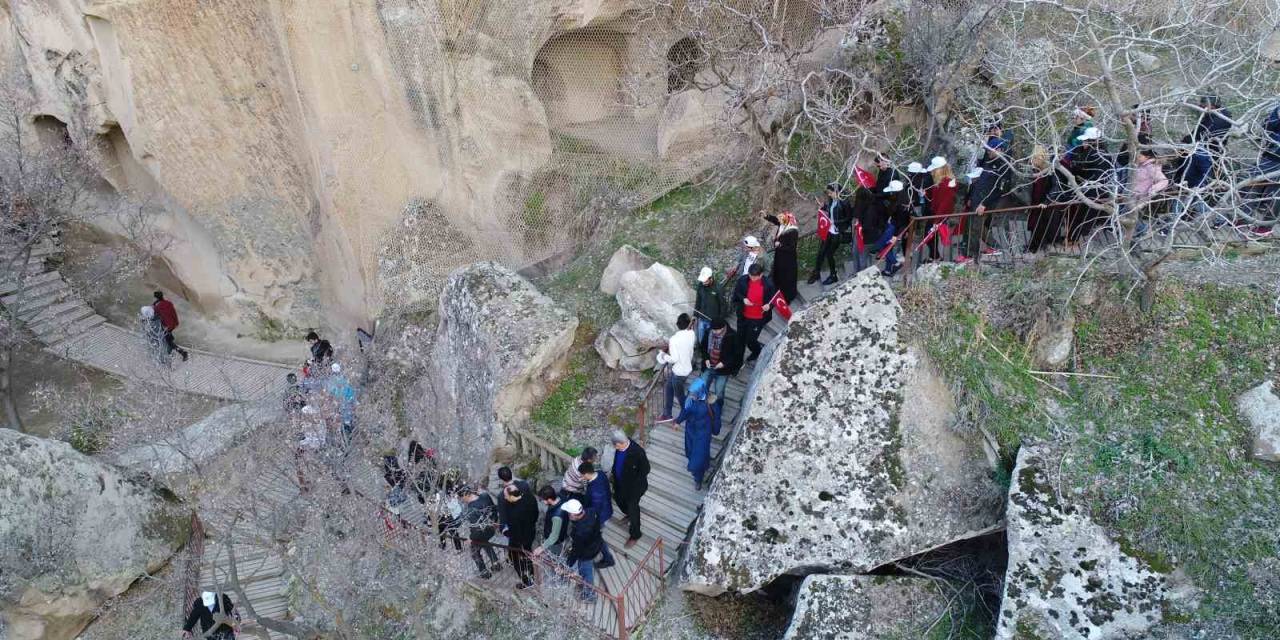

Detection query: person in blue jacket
(675, 377), (715, 491)
(1162, 134), (1215, 233)
(578, 463), (617, 567)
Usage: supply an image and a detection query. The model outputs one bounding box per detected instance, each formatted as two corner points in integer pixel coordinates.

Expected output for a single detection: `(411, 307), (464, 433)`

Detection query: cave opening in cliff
(531, 28), (642, 156)
(667, 37), (703, 93)
(31, 115), (72, 149)
(93, 125), (160, 200)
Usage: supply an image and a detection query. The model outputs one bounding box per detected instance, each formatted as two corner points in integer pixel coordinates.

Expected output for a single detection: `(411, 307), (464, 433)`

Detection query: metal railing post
(617, 592), (628, 640)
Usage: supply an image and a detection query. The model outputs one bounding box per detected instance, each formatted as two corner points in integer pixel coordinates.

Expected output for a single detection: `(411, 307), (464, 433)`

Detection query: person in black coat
(1068, 131), (1115, 244)
(461, 487), (502, 578)
(763, 211), (800, 301)
(501, 483), (539, 588)
(698, 319), (743, 436)
(732, 264), (777, 362)
(561, 499), (605, 601)
(182, 592), (240, 640)
(608, 430), (651, 546)
(809, 182), (851, 285)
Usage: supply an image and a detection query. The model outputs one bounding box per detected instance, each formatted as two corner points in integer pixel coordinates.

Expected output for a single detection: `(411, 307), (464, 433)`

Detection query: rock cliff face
(417, 263), (577, 479)
(682, 269), (1002, 595)
(0, 0), (723, 332)
(0, 430), (190, 640)
(783, 575), (951, 640)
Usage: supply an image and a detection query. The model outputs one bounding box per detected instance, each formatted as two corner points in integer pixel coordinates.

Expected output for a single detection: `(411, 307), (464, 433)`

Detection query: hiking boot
(479, 571), (493, 580)
(821, 274), (838, 285)
(595, 558), (616, 570)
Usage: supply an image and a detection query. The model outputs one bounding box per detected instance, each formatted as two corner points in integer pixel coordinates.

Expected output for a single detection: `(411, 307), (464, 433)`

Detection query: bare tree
(0, 72), (163, 431)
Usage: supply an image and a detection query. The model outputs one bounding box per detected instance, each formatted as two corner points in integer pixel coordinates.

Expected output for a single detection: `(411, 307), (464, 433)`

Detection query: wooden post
(617, 592), (628, 640)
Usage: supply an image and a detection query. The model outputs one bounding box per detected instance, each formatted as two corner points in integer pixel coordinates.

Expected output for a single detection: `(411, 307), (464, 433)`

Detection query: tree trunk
(1, 345), (23, 432)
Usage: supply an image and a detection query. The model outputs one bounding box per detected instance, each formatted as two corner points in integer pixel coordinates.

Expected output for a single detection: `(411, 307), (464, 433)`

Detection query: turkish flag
(855, 166), (876, 189)
(938, 222), (952, 247)
(855, 222), (865, 253)
(876, 234), (899, 260)
(817, 209), (831, 241)
(770, 291), (793, 321)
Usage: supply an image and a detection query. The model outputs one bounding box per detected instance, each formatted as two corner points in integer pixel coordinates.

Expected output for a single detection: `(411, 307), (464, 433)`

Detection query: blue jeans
(695, 318), (711, 345)
(871, 222), (898, 270)
(663, 373), (687, 418)
(700, 369), (729, 399)
(575, 557), (596, 601)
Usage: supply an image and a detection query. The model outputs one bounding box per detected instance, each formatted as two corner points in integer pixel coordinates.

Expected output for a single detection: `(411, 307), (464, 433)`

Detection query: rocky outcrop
(423, 263), (577, 478)
(1030, 310), (1075, 370)
(1237, 381), (1280, 462)
(598, 245), (655, 295)
(0, 430), (190, 640)
(996, 445), (1170, 639)
(783, 575), (950, 640)
(682, 268), (1002, 595)
(110, 402), (282, 477)
(595, 262), (696, 371)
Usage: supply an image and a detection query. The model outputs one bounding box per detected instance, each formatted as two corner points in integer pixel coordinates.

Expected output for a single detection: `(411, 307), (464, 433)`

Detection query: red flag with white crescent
(855, 166), (876, 189)
(876, 233), (899, 260)
(770, 290), (793, 321)
(855, 221), (865, 253)
(938, 221), (952, 247)
(817, 209), (832, 241)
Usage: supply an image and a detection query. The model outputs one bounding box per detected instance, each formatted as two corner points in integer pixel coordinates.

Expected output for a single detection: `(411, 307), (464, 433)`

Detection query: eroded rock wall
(0, 0), (719, 333)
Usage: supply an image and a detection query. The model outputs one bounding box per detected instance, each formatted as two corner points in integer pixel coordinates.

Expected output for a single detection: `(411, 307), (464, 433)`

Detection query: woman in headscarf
(138, 305), (167, 366)
(674, 376), (715, 491)
(762, 210), (799, 302)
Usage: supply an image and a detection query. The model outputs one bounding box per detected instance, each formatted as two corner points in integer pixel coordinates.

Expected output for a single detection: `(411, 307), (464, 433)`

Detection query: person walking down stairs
(674, 376), (715, 491)
(151, 291), (189, 362)
(609, 430), (651, 548)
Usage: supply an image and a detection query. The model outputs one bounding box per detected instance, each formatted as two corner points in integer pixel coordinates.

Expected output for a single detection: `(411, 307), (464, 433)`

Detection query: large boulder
(595, 262), (695, 371)
(783, 575), (950, 640)
(598, 245), (655, 295)
(1237, 381), (1280, 462)
(110, 401), (282, 477)
(996, 445), (1170, 639)
(683, 269), (1002, 595)
(424, 263), (578, 478)
(1030, 310), (1075, 371)
(0, 430), (190, 640)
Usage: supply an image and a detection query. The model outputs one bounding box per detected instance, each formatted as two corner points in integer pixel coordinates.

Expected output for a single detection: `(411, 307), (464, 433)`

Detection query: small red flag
(770, 290), (793, 321)
(938, 222), (952, 247)
(817, 209), (831, 241)
(876, 234), (899, 260)
(855, 166), (876, 189)
(855, 222), (865, 253)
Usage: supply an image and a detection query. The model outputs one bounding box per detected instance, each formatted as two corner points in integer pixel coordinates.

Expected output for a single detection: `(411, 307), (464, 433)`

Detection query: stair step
(29, 305), (95, 336)
(10, 289), (71, 319)
(0, 278), (67, 307)
(0, 241), (60, 261)
(44, 316), (107, 352)
(25, 300), (85, 324)
(0, 270), (59, 295)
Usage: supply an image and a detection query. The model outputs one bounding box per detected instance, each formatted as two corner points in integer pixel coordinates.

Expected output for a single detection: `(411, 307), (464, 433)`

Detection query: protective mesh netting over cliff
(361, 1), (821, 303)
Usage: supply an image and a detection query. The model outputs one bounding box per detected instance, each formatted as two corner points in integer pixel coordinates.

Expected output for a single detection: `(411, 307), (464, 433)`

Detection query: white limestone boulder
(598, 245), (655, 295)
(424, 263), (578, 478)
(1237, 381), (1280, 462)
(0, 430), (190, 640)
(595, 262), (695, 371)
(682, 268), (1002, 595)
(996, 444), (1170, 639)
(783, 575), (950, 640)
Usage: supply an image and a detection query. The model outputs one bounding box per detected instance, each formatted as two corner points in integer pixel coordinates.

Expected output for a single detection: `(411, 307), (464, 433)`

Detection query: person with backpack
(461, 486), (503, 579)
(674, 377), (715, 491)
(151, 291), (189, 362)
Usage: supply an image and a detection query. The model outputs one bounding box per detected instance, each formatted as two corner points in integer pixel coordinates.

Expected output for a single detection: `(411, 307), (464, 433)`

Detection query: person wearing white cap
(907, 160), (934, 227)
(869, 180), (910, 277)
(730, 234), (768, 280)
(182, 591), (240, 639)
(561, 497), (608, 601)
(324, 360), (357, 441)
(1066, 126), (1114, 245)
(138, 304), (167, 365)
(1065, 106), (1095, 151)
(693, 266), (723, 345)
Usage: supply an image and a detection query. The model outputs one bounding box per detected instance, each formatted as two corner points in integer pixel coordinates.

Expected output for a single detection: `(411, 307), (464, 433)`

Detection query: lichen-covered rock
(424, 263), (577, 478)
(682, 268), (1002, 595)
(0, 431), (190, 640)
(599, 245), (655, 295)
(1030, 310), (1074, 371)
(595, 262), (695, 371)
(110, 401), (282, 477)
(783, 575), (950, 640)
(1237, 381), (1280, 462)
(996, 444), (1170, 639)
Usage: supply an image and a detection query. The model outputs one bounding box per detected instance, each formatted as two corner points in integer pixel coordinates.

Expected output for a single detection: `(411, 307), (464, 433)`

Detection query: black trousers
(740, 317), (768, 358)
(812, 236), (841, 277)
(469, 540), (499, 573)
(163, 330), (188, 357)
(616, 489), (645, 540)
(508, 539), (534, 585)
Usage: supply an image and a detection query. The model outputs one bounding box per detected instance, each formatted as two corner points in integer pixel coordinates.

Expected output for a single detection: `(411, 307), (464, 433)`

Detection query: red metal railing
(635, 365), (668, 447)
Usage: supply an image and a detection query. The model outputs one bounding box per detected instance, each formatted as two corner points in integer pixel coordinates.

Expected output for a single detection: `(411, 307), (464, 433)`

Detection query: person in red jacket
(152, 291), (189, 362)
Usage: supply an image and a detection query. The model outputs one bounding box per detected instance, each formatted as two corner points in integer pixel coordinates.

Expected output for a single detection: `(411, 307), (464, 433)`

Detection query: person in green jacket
(693, 266), (724, 346)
